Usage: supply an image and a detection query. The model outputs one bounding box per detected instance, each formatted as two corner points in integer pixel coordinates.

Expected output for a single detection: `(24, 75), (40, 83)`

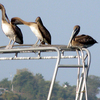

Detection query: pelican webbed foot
(5, 44), (13, 49)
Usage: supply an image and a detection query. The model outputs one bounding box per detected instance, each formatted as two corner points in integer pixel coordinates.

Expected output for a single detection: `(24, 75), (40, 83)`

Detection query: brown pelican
(11, 17), (51, 45)
(68, 25), (97, 48)
(35, 17), (51, 44)
(0, 4), (23, 49)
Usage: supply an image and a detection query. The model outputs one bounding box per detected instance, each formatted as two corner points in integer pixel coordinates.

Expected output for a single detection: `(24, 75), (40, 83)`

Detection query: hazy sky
(0, 1), (99, 86)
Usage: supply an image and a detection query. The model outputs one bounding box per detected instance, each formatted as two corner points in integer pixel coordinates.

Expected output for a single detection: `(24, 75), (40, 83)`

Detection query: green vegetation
(0, 68), (99, 100)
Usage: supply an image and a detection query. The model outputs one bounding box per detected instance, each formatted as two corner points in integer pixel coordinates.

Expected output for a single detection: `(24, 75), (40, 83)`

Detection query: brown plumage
(69, 25), (97, 48)
(11, 17), (51, 45)
(35, 17), (51, 45)
(0, 4), (23, 48)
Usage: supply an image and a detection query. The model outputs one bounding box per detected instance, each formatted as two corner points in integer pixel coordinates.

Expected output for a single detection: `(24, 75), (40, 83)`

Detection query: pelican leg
(5, 39), (12, 49)
(10, 41), (15, 49)
(10, 36), (16, 49)
(33, 38), (40, 47)
(39, 40), (45, 46)
(39, 41), (43, 46)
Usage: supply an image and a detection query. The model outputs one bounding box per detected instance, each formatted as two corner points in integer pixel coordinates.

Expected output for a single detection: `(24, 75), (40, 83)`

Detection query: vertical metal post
(79, 48), (91, 100)
(47, 48), (61, 100)
(80, 49), (88, 100)
(75, 70), (84, 100)
(76, 49), (81, 100)
(76, 50), (81, 88)
(75, 48), (91, 100)
(83, 48), (91, 79)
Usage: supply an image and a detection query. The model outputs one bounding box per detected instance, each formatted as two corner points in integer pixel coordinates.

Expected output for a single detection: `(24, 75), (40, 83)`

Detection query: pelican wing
(75, 34), (97, 45)
(38, 25), (51, 44)
(12, 24), (23, 44)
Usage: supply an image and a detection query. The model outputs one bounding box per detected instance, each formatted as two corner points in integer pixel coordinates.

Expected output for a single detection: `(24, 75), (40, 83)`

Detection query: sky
(0, 1), (99, 87)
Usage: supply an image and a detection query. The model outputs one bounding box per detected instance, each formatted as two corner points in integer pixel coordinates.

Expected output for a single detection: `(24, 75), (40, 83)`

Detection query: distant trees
(0, 69), (99, 100)
(13, 69), (49, 100)
(2, 92), (26, 100)
(0, 78), (11, 90)
(87, 75), (100, 100)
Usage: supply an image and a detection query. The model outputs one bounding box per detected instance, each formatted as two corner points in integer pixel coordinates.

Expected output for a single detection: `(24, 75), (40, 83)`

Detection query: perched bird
(11, 17), (51, 45)
(0, 4), (23, 49)
(68, 25), (97, 48)
(35, 17), (51, 45)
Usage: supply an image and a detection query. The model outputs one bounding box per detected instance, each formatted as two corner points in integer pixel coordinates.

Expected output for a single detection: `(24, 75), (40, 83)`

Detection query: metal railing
(0, 44), (91, 100)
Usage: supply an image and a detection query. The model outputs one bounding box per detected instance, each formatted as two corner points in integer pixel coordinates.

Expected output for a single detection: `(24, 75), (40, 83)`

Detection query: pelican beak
(68, 26), (79, 47)
(68, 30), (76, 47)
(72, 27), (79, 38)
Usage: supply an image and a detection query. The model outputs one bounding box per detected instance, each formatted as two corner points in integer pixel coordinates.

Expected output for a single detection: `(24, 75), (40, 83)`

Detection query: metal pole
(79, 48), (91, 100)
(10, 73), (13, 92)
(47, 48), (61, 100)
(80, 49), (88, 100)
(76, 50), (81, 88)
(75, 49), (81, 100)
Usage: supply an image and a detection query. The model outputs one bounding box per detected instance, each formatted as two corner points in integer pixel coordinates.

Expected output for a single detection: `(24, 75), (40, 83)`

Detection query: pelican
(0, 4), (23, 49)
(68, 25), (97, 48)
(11, 17), (51, 45)
(35, 17), (51, 44)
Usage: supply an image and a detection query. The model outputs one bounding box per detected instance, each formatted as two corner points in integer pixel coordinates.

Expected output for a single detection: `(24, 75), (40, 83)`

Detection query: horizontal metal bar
(58, 65), (87, 68)
(0, 44), (82, 54)
(0, 56), (78, 60)
(0, 47), (56, 53)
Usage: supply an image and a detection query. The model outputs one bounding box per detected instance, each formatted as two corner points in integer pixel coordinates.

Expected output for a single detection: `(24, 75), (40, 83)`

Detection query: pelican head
(11, 17), (24, 25)
(72, 25), (80, 39)
(35, 16), (43, 25)
(0, 3), (4, 9)
(68, 25), (80, 47)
